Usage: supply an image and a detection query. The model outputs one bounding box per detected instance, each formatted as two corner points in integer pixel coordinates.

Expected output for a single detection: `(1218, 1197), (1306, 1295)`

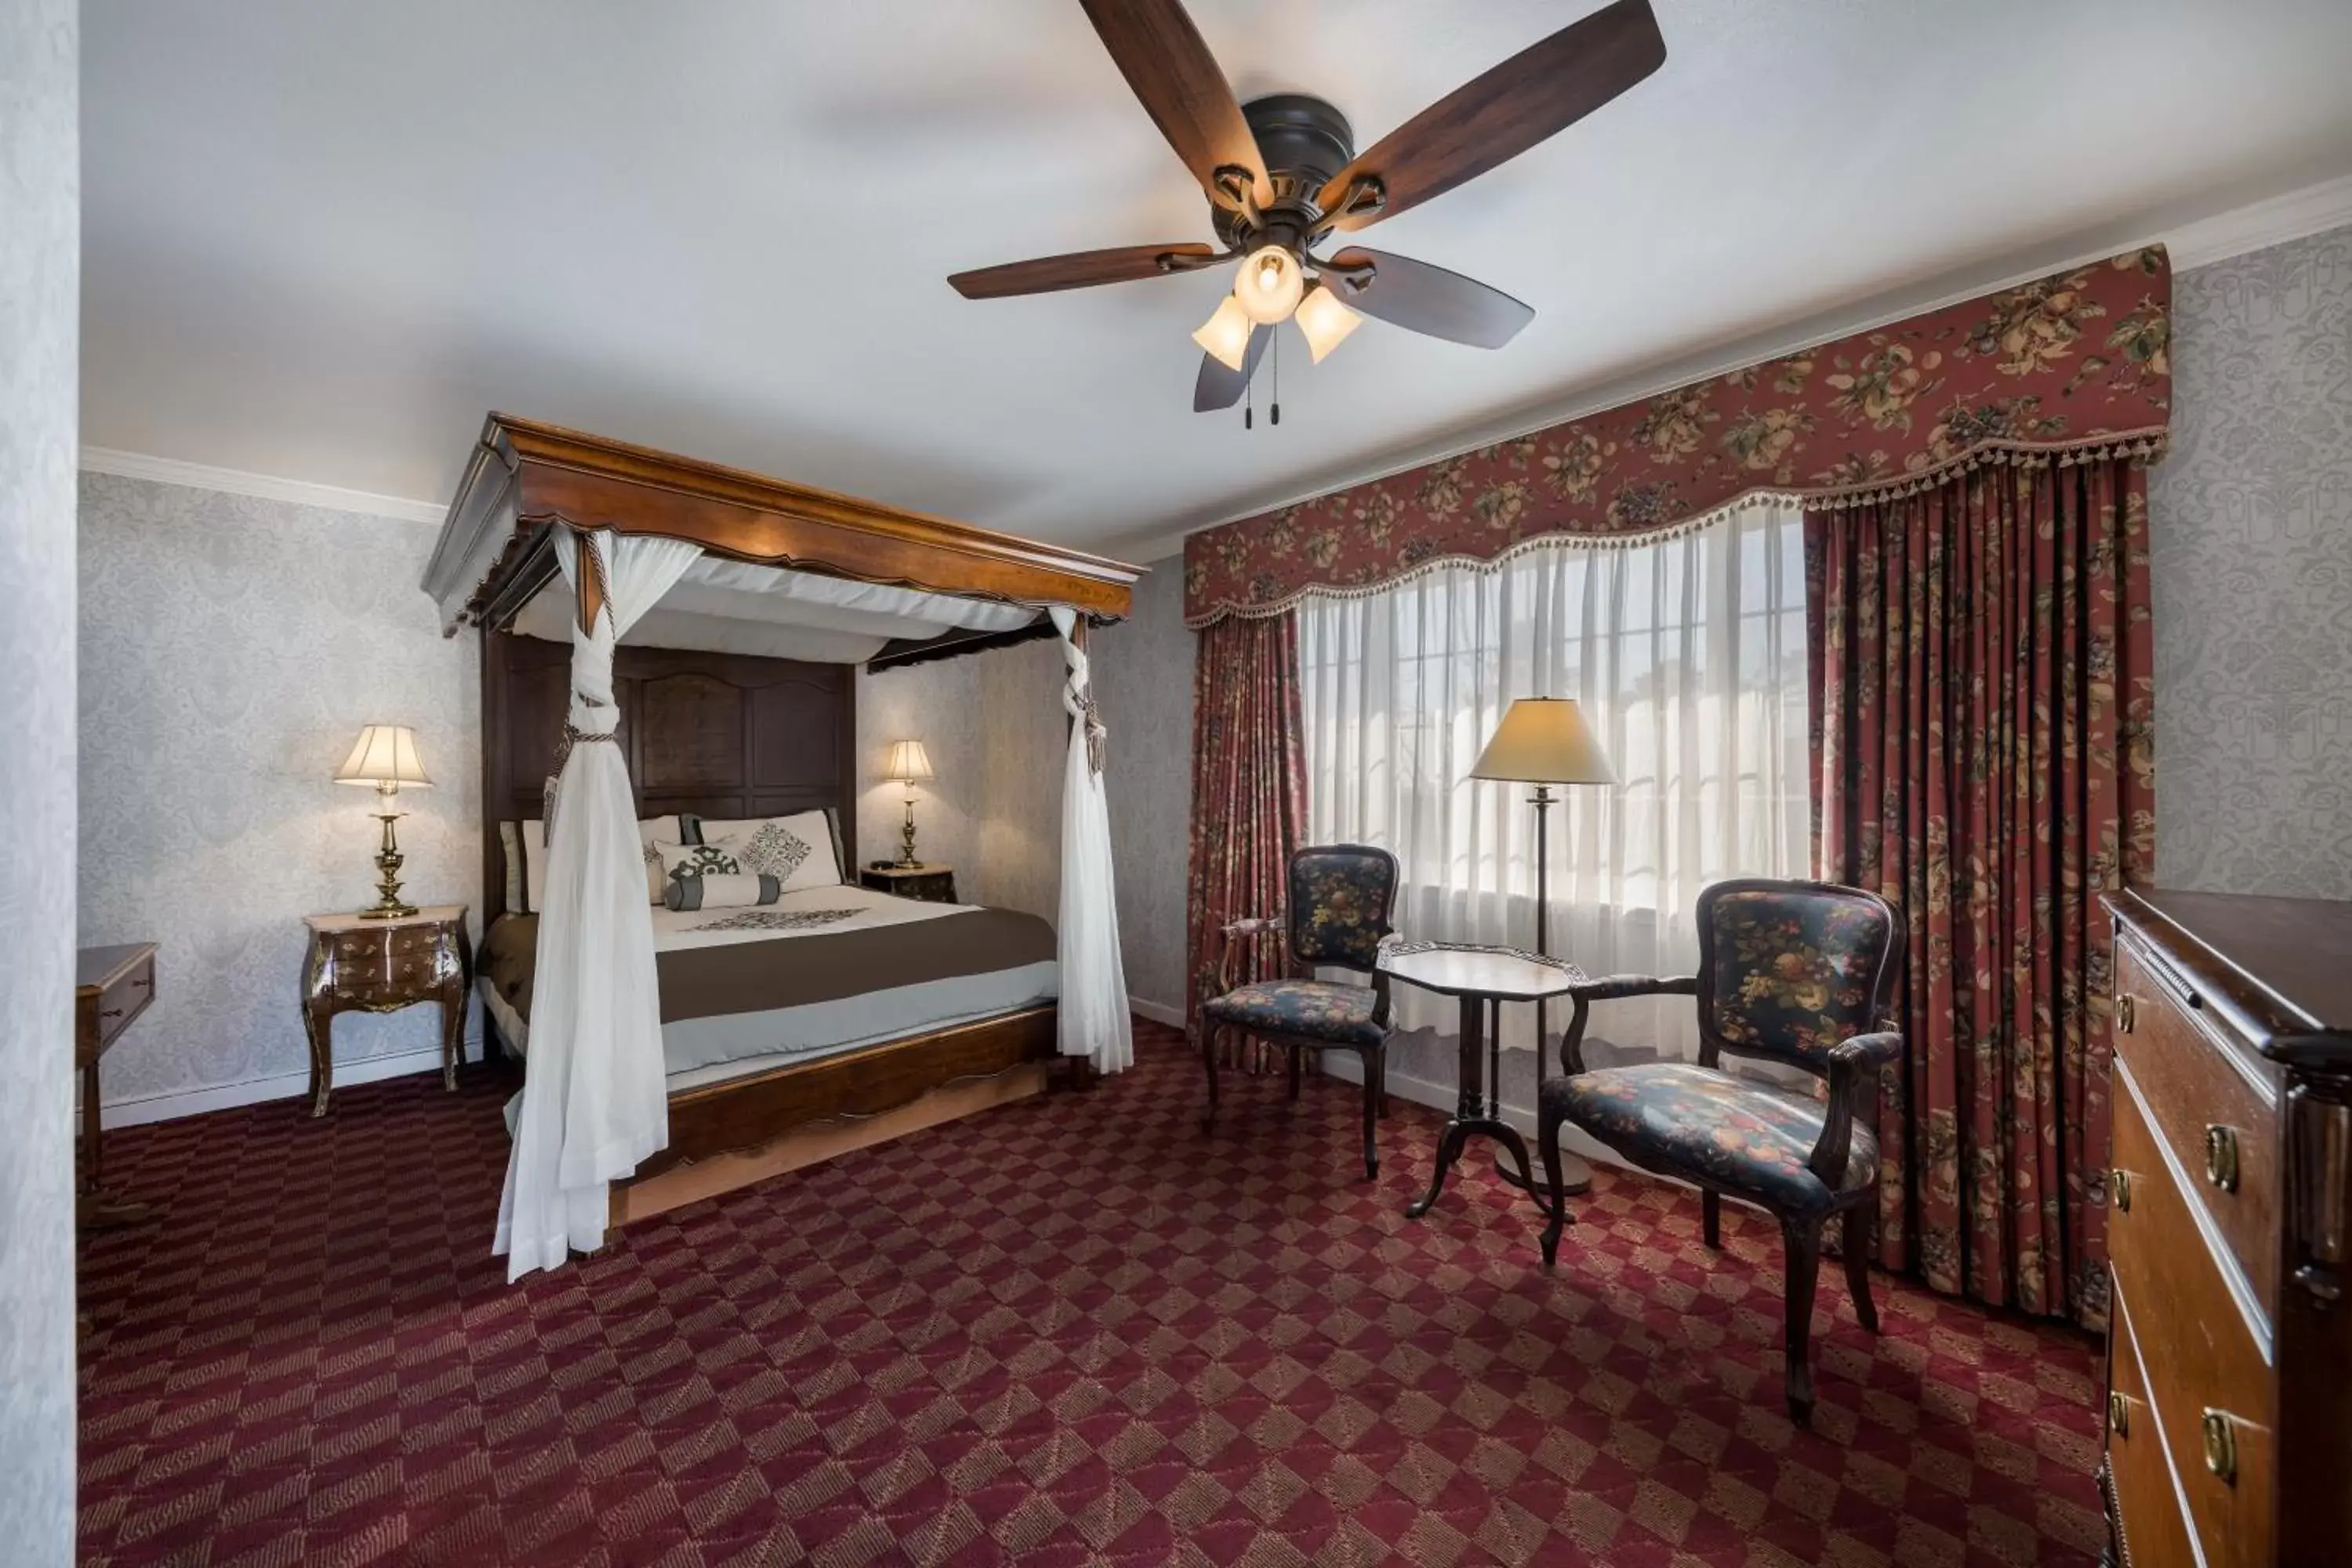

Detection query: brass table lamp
(335, 724), (432, 918)
(884, 739), (935, 868)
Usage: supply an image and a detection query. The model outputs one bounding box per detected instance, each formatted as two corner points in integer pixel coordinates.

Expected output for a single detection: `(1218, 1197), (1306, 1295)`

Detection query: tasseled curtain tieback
(1076, 689), (1107, 777)
(542, 705), (619, 830)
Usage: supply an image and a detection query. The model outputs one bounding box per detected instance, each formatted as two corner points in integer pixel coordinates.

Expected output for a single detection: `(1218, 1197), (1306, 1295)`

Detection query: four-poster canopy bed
(419, 414), (1140, 1278)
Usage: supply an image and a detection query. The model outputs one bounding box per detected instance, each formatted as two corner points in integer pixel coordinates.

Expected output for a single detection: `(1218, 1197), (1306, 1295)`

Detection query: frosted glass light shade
(1192, 295), (1254, 372)
(1294, 282), (1363, 363)
(333, 724), (433, 789)
(1469, 699), (1614, 786)
(884, 739), (935, 783)
(1236, 245), (1305, 325)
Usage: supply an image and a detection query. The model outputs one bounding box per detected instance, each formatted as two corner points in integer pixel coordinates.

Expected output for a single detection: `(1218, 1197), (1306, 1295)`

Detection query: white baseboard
(1128, 996), (1185, 1029)
(96, 1044), (460, 1130)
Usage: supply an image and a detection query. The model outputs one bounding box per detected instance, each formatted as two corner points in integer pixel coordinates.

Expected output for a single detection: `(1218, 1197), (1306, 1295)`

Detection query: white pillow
(693, 811), (841, 895)
(504, 814), (684, 911)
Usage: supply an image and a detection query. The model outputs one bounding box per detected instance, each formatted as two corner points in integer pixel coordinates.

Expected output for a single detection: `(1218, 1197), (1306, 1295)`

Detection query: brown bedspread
(480, 906), (1057, 1024)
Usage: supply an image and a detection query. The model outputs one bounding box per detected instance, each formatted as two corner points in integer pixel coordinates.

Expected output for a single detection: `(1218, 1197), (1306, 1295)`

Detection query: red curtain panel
(1186, 612), (1308, 1069)
(1806, 456), (2155, 1330)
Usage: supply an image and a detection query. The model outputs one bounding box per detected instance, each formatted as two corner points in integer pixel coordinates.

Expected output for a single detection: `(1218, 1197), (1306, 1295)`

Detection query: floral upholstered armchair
(1535, 877), (1904, 1423)
(1200, 844), (1401, 1180)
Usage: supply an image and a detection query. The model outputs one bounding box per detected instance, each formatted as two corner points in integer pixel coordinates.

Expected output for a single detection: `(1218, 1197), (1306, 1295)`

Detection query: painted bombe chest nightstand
(300, 905), (470, 1116)
(861, 862), (958, 905)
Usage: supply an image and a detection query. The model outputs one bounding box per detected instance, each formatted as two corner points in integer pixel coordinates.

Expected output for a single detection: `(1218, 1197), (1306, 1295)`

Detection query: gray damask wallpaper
(1090, 562), (1192, 1015)
(2151, 223), (2352, 898)
(2, 0), (82, 1556)
(78, 474), (485, 1110)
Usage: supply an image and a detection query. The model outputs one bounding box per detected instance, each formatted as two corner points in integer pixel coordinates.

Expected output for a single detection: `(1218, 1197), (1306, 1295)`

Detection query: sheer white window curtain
(1298, 499), (1809, 1062)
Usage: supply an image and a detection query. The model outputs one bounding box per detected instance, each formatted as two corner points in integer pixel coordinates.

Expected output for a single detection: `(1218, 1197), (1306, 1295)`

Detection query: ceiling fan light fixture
(1192, 294), (1254, 372)
(1235, 244), (1305, 325)
(1294, 281), (1363, 363)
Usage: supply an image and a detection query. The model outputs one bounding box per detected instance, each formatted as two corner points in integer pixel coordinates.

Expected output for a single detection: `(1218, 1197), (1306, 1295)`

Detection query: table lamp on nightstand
(335, 724), (432, 919)
(884, 739), (934, 868)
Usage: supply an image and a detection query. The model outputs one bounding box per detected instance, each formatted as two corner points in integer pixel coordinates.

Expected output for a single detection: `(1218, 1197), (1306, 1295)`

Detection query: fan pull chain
(1244, 361), (1253, 430)
(1271, 329), (1281, 426)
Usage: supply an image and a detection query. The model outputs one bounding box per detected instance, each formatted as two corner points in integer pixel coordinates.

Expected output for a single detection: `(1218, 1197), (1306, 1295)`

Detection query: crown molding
(78, 446), (447, 525)
(1162, 171), (2352, 549)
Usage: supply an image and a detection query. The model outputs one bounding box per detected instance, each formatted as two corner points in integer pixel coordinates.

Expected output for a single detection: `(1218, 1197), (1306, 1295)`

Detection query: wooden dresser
(2101, 889), (2352, 1568)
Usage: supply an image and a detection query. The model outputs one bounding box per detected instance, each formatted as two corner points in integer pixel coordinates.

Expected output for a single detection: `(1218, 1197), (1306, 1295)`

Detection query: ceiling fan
(948, 0), (1668, 414)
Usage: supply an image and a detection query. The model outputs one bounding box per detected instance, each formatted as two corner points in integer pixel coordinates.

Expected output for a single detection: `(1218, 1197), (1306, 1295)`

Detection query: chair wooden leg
(1842, 1203), (1878, 1334)
(1359, 1044), (1382, 1181)
(1200, 1025), (1221, 1132)
(1701, 1190), (1721, 1250)
(1537, 1106), (1571, 1269)
(1780, 1215), (1825, 1425)
(1288, 1042), (1303, 1101)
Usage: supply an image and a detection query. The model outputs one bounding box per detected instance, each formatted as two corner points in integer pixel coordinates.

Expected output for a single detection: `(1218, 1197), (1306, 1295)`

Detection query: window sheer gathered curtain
(1298, 499), (1809, 1058)
(495, 525), (702, 1280)
(1048, 607), (1133, 1076)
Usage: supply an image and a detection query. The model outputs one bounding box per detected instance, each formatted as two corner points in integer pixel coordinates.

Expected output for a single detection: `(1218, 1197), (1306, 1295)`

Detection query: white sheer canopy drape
(1049, 606), (1133, 1075)
(495, 526), (703, 1279)
(1298, 500), (1809, 1062)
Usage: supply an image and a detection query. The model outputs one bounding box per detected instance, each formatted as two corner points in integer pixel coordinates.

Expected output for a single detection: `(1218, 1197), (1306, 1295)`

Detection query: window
(1298, 499), (1809, 1060)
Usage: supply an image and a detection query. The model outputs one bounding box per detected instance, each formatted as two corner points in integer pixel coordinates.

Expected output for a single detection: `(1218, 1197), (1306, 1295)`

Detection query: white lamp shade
(334, 724), (432, 788)
(884, 739), (934, 783)
(1191, 295), (1254, 372)
(1235, 244), (1305, 325)
(1469, 699), (1614, 786)
(1294, 282), (1363, 364)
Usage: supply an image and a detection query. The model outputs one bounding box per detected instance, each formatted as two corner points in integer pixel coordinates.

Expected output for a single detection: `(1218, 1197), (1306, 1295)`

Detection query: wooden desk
(76, 942), (157, 1224)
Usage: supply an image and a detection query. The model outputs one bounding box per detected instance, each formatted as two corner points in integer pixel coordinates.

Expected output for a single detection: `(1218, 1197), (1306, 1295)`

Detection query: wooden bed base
(613, 1005), (1068, 1224)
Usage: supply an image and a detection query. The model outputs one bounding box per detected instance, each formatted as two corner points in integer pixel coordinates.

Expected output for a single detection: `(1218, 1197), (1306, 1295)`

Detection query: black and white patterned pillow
(737, 820), (813, 883)
(655, 837), (743, 885)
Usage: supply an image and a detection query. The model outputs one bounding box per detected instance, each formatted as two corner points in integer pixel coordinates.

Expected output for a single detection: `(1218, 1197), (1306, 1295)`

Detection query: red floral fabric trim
(1185, 246), (2172, 626)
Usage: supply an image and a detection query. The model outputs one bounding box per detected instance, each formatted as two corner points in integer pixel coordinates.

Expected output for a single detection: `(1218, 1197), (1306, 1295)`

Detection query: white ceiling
(82, 1), (2352, 557)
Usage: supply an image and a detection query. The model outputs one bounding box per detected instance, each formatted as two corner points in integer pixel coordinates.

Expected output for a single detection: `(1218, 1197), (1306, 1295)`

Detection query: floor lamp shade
(1469, 698), (1613, 786)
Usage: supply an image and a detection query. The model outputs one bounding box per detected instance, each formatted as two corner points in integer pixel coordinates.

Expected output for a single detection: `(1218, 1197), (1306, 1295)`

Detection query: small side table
(76, 942), (157, 1227)
(861, 862), (958, 905)
(301, 905), (470, 1116)
(1377, 941), (1591, 1220)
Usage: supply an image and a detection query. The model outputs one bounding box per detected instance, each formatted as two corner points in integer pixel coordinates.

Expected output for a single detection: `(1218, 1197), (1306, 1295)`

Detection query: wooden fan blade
(1079, 0), (1271, 208)
(1326, 248), (1534, 348)
(1193, 324), (1272, 412)
(949, 242), (1217, 299)
(1314, 0), (1666, 232)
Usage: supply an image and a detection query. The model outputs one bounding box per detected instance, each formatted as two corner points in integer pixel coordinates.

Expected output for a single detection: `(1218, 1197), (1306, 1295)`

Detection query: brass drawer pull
(2110, 1169), (2132, 1212)
(2204, 1124), (2240, 1192)
(2201, 1409), (2238, 1484)
(2107, 1392), (2129, 1437)
(2114, 993), (2136, 1034)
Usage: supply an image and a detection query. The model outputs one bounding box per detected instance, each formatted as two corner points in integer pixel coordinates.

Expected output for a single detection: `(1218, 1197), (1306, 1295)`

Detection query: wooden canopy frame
(423, 412), (1138, 650)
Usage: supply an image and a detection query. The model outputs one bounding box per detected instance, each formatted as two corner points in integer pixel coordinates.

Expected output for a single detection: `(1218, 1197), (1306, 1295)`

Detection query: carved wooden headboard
(477, 630), (857, 924)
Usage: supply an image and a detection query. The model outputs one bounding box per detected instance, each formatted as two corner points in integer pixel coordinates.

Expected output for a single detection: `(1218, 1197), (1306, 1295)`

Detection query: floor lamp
(1471, 697), (1616, 1196)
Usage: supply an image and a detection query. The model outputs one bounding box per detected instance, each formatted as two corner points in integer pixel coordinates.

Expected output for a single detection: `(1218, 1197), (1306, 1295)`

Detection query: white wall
(1, 0), (82, 1557)
(78, 474), (484, 1120)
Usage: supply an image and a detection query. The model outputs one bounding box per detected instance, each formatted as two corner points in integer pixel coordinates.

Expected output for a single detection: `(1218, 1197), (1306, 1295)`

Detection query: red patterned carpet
(78, 1020), (2106, 1566)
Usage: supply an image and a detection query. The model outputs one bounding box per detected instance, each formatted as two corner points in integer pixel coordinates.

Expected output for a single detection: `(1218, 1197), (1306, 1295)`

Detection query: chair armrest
(1554, 975), (1699, 1076)
(1807, 1029), (1904, 1185)
(1215, 916), (1286, 996)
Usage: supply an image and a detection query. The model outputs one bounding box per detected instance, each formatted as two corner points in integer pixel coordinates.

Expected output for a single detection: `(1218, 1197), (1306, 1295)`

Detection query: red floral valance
(1184, 245), (2172, 626)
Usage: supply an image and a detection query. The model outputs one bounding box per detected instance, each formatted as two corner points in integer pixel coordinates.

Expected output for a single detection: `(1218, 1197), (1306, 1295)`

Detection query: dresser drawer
(2106, 1280), (2201, 1568)
(80, 949), (157, 1065)
(2114, 931), (2281, 1316)
(2110, 1058), (2275, 1567)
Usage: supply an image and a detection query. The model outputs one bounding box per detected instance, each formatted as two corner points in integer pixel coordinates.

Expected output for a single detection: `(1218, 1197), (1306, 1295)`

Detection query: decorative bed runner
(690, 906), (864, 933)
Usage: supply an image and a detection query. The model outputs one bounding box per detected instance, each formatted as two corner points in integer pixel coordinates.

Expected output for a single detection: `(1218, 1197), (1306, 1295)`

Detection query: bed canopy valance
(422, 413), (1139, 666)
(419, 415), (1139, 1279)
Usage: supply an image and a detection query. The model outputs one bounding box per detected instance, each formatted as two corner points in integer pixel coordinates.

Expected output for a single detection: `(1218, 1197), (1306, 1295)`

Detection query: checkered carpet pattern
(79, 1020), (2107, 1566)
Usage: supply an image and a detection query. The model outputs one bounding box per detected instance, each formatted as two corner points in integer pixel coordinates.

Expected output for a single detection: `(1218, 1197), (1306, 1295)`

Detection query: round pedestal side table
(1377, 941), (1592, 1221)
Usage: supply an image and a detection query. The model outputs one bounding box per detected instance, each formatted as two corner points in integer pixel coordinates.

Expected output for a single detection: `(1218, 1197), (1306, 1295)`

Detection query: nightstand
(300, 905), (470, 1116)
(861, 862), (958, 904)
